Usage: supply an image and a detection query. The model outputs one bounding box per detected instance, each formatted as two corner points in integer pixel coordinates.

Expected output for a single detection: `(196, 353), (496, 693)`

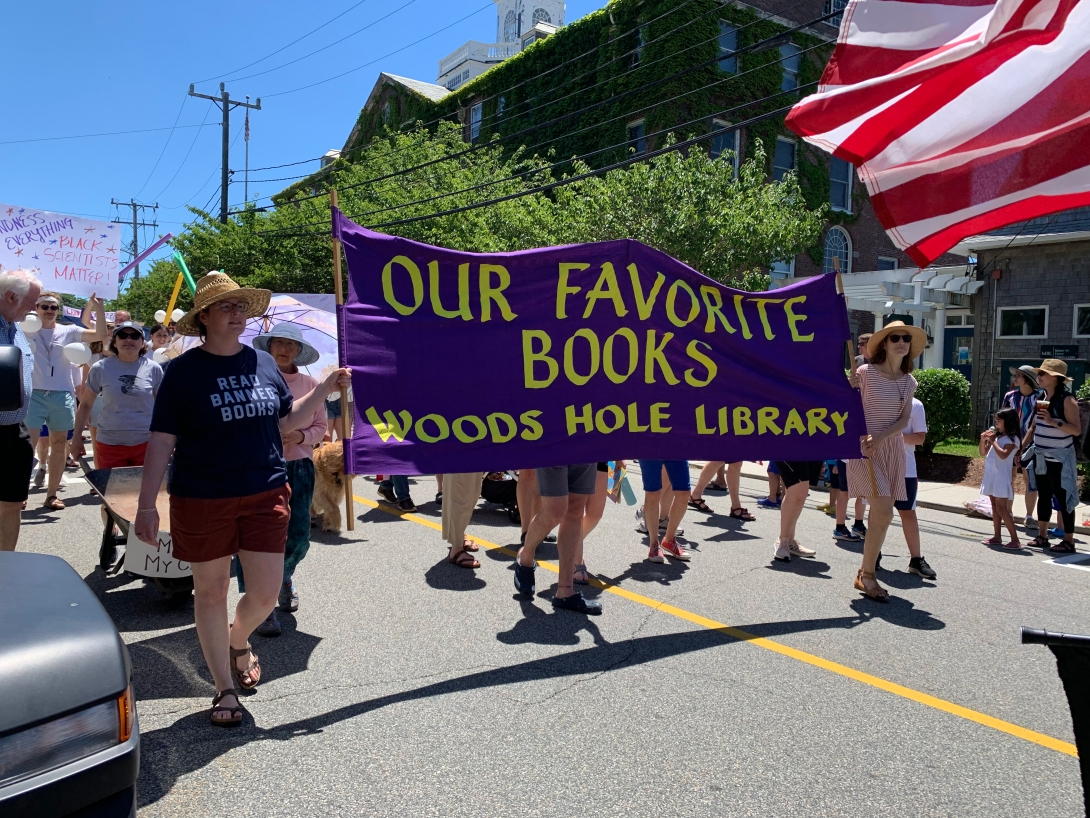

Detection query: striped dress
(847, 365), (917, 501)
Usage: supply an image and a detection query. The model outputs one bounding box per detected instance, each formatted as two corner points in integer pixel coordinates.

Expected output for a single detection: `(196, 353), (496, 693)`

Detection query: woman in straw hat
(846, 321), (926, 601)
(1024, 359), (1081, 553)
(134, 273), (350, 727)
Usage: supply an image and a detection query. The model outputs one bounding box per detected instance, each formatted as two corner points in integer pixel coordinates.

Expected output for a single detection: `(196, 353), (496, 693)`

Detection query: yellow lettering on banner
(480, 264), (517, 322)
(520, 410), (544, 441)
(595, 405), (626, 434)
(644, 330), (679, 385)
(831, 411), (849, 436)
(700, 286), (736, 335)
(696, 405), (716, 435)
(522, 330), (558, 389)
(783, 408), (806, 435)
(785, 296), (814, 341)
(564, 329), (600, 386)
(428, 261), (472, 320)
(487, 413), (518, 443)
(566, 403), (594, 435)
(556, 263), (588, 319)
(733, 406), (755, 435)
(453, 415), (488, 443)
(753, 298), (785, 340)
(627, 402), (649, 432)
(757, 407), (782, 435)
(366, 407), (413, 442)
(718, 406), (730, 434)
(807, 408), (832, 435)
(684, 340), (717, 387)
(628, 263), (665, 320)
(415, 414), (450, 443)
(650, 402), (672, 433)
(584, 263), (629, 318)
(382, 256), (424, 316)
(603, 328), (639, 384)
(666, 280), (700, 327)
(733, 295), (754, 340)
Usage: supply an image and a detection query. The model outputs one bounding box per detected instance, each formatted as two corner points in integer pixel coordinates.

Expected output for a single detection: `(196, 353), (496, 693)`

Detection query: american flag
(786, 0), (1090, 267)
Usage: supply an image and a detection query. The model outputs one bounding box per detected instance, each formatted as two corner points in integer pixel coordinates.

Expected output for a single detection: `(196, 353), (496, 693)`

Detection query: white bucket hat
(252, 321), (320, 367)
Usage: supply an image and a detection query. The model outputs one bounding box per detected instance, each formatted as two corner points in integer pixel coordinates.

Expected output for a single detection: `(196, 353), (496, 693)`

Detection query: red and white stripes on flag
(786, 0), (1090, 267)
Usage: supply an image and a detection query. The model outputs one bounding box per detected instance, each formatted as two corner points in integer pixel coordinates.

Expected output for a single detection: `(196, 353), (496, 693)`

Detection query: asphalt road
(15, 464), (1090, 818)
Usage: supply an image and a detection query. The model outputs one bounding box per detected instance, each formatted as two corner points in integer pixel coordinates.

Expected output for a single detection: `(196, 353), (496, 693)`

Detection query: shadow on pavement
(764, 558), (833, 580)
(424, 555), (487, 592)
(848, 596), (945, 630)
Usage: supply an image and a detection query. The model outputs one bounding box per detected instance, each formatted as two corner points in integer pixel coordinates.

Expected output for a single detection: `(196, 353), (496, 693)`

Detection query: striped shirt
(0, 314), (34, 426)
(1034, 393), (1075, 461)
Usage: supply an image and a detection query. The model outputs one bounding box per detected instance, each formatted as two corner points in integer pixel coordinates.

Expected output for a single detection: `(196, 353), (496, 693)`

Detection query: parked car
(0, 552), (139, 817)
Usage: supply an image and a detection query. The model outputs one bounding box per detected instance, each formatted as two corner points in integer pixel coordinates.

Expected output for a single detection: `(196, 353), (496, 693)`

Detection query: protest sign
(335, 209), (866, 475)
(0, 202), (121, 299)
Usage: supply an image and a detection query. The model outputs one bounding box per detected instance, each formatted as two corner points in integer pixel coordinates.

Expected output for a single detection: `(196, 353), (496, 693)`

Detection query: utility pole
(110, 199), (158, 280)
(244, 96), (251, 205)
(188, 82), (261, 224)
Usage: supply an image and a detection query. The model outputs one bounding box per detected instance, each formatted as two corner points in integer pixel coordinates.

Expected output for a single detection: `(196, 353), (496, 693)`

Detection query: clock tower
(494, 0), (566, 43)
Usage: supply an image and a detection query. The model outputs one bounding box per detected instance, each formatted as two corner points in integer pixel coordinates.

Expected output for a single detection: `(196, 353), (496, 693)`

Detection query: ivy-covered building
(278, 0), (965, 281)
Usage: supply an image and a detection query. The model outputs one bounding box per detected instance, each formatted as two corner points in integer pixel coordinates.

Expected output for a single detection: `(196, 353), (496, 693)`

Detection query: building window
(876, 256), (898, 270)
(773, 137), (796, 182)
(770, 259), (795, 278)
(633, 25), (648, 65)
(823, 226), (851, 274)
(627, 120), (647, 155)
(469, 103), (483, 143)
(780, 42), (801, 91)
(381, 101), (391, 125)
(824, 0), (849, 28)
(997, 306), (1048, 338)
(532, 7), (551, 25)
(504, 10), (518, 42)
(710, 120), (739, 175)
(497, 95), (506, 119)
(718, 21), (738, 73)
(946, 315), (963, 326)
(1074, 304), (1090, 337)
(830, 156), (853, 212)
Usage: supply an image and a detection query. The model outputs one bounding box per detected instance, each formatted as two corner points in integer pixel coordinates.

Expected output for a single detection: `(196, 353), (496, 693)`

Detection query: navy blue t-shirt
(150, 345), (293, 499)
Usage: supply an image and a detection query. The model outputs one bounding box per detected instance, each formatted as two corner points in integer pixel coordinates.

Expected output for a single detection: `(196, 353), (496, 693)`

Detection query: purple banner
(335, 209), (866, 476)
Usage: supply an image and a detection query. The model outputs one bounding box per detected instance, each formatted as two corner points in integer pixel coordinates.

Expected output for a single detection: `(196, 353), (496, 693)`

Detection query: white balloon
(171, 308), (185, 322)
(154, 310), (167, 323)
(63, 342), (92, 366)
(17, 313), (42, 333)
(152, 348), (169, 364)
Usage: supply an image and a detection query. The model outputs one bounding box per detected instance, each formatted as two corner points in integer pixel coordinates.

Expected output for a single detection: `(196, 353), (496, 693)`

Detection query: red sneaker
(661, 538), (690, 561)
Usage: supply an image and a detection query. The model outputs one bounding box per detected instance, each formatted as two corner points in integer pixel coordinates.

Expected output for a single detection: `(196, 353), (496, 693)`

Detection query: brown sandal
(462, 538), (479, 552)
(230, 644), (261, 690)
(730, 507), (756, 521)
(210, 688), (244, 727)
(44, 495), (65, 511)
(854, 569), (889, 602)
(447, 548), (480, 569)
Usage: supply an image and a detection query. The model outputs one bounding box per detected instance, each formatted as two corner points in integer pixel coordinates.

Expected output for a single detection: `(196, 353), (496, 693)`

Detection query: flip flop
(1003, 541), (1023, 550)
(981, 537), (1004, 546)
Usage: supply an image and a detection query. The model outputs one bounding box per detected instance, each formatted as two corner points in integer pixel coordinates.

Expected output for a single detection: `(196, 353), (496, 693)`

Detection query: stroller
(480, 471), (520, 524)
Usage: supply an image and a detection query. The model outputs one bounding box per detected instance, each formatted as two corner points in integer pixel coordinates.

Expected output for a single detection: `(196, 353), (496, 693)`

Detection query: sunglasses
(115, 331), (143, 341)
(37, 304), (59, 311)
(886, 334), (913, 343)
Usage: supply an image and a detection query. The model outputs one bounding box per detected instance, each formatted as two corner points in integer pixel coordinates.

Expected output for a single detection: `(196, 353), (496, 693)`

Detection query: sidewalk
(688, 461), (1090, 534)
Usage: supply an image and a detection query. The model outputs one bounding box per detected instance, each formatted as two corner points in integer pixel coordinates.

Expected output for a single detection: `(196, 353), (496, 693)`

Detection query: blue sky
(2, 0), (603, 275)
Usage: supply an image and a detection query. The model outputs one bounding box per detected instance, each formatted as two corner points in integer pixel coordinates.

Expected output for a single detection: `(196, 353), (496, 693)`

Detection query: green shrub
(915, 368), (971, 454)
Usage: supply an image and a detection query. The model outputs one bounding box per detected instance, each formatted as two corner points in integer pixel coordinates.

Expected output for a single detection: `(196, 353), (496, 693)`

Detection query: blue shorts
(326, 397), (342, 419)
(637, 460), (691, 492)
(835, 460), (849, 491)
(27, 390), (76, 432)
(894, 478), (918, 511)
(767, 461), (780, 475)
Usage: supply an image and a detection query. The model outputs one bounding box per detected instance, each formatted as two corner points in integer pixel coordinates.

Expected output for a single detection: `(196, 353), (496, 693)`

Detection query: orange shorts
(169, 484), (291, 564)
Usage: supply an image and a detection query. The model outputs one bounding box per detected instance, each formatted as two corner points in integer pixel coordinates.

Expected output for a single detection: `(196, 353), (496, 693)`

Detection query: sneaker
(435, 492), (443, 506)
(658, 518), (683, 537)
(788, 540), (816, 558)
(256, 610), (282, 638)
(815, 502), (834, 514)
(661, 538), (690, 561)
(773, 539), (791, 562)
(909, 556), (937, 579)
(278, 579), (298, 612)
(544, 534), (557, 543)
(647, 543), (665, 563)
(635, 508), (648, 534)
(33, 468), (46, 488)
(757, 498), (781, 509)
(833, 525), (862, 542)
(1024, 515), (1037, 529)
(377, 484), (396, 504)
(1049, 527), (1065, 539)
(513, 552), (536, 596)
(551, 592), (603, 615)
(852, 520), (867, 537)
(397, 498), (417, 513)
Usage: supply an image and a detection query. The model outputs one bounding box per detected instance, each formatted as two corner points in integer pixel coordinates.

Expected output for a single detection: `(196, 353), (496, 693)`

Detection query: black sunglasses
(37, 304), (59, 311)
(115, 330), (143, 341)
(887, 334), (913, 343)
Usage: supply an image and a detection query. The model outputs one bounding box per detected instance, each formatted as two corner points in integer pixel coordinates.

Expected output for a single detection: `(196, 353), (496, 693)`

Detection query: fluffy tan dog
(311, 441), (344, 532)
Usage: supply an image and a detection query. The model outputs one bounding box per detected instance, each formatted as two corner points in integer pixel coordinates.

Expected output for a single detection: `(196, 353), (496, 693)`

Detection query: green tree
(915, 368), (971, 454)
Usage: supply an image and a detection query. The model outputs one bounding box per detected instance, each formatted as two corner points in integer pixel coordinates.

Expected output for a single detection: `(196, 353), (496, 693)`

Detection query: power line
(134, 95), (189, 199)
(0, 122), (214, 146)
(150, 101), (218, 201)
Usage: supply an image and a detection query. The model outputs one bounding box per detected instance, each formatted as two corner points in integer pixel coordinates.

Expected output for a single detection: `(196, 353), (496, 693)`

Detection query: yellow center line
(355, 494), (1077, 758)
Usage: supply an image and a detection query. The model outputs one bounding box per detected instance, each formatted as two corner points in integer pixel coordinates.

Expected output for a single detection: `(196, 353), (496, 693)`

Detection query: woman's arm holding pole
(134, 432), (176, 543)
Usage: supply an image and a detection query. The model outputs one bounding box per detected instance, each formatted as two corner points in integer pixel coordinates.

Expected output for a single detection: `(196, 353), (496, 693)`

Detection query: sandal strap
(229, 644), (253, 659)
(212, 687), (239, 706)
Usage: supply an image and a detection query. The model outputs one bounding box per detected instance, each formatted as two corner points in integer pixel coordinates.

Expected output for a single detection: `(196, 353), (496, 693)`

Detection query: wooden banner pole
(330, 189), (355, 531)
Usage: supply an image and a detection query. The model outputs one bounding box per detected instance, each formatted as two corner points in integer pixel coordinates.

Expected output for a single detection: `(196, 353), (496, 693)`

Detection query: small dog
(311, 441), (344, 532)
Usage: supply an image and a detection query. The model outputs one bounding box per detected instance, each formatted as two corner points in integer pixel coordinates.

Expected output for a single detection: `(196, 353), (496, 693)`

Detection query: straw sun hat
(1035, 358), (1073, 383)
(175, 272), (271, 337)
(867, 320), (927, 360)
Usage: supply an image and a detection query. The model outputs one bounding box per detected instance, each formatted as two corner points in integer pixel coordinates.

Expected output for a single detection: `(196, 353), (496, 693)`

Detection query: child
(980, 408), (1021, 549)
(818, 461), (838, 515)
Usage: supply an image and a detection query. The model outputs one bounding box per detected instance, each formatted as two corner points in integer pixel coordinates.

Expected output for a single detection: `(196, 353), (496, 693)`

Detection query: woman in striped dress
(847, 321), (926, 601)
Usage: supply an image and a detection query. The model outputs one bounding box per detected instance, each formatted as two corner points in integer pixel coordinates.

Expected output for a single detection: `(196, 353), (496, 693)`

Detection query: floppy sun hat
(867, 320), (927, 360)
(1035, 358), (1073, 383)
(175, 272), (270, 337)
(252, 321), (320, 367)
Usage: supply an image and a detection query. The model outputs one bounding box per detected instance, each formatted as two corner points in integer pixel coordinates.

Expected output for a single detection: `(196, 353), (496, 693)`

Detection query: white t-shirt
(30, 324), (85, 391)
(903, 398), (927, 479)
